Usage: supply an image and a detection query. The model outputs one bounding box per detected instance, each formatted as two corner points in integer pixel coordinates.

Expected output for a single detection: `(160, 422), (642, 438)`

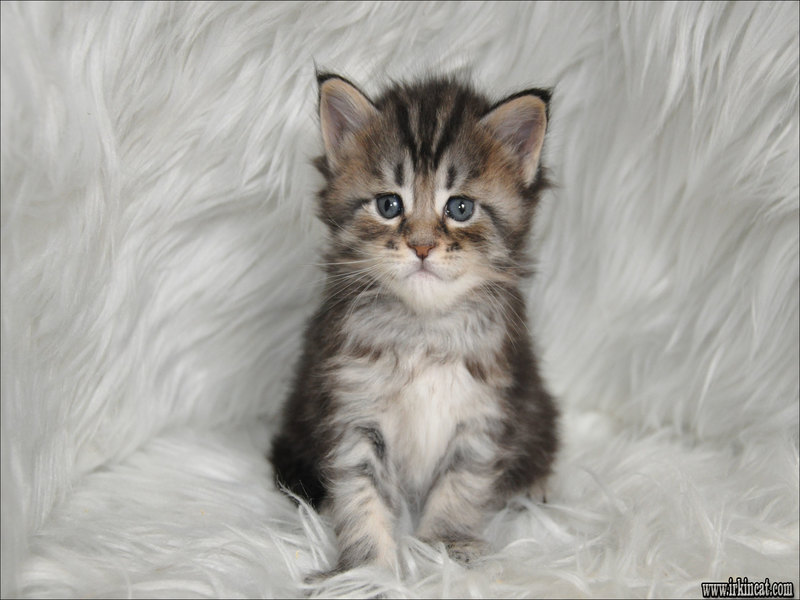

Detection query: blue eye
(445, 196), (474, 222)
(376, 193), (403, 219)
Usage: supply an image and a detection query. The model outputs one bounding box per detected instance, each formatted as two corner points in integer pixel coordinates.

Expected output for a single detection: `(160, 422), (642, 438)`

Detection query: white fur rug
(2, 2), (798, 598)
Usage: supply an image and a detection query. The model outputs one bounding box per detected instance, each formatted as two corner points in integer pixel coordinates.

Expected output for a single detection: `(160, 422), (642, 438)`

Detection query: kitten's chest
(384, 358), (492, 490)
(334, 347), (502, 492)
(331, 303), (510, 490)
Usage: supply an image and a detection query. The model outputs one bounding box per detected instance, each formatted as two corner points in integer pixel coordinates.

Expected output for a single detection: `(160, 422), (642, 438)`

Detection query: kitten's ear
(481, 89), (550, 185)
(318, 73), (377, 167)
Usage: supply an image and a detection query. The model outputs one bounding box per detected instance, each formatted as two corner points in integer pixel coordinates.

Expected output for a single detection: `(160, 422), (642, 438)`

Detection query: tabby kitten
(270, 73), (559, 573)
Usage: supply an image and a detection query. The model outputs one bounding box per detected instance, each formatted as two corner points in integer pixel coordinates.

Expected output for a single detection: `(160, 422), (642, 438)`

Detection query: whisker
(311, 258), (375, 267)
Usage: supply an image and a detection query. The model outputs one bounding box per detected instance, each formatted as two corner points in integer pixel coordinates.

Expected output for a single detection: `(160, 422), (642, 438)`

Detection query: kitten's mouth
(408, 264), (441, 280)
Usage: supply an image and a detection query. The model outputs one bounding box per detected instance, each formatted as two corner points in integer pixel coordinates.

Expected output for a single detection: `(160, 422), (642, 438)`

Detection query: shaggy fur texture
(1, 1), (797, 597)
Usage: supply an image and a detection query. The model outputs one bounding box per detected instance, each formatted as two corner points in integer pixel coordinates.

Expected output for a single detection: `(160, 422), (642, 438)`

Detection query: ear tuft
(316, 70), (339, 86)
(481, 89), (550, 185)
(318, 74), (377, 167)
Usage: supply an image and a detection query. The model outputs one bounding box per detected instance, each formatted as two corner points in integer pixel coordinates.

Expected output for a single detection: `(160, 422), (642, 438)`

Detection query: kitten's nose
(408, 242), (436, 260)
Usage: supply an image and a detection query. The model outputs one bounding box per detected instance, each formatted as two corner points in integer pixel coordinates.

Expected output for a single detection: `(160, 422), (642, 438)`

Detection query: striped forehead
(379, 83), (478, 176)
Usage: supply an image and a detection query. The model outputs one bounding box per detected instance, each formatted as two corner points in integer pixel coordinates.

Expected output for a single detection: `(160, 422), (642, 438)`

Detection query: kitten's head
(314, 73), (550, 314)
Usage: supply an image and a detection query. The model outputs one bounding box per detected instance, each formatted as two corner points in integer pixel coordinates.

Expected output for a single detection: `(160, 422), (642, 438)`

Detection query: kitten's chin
(390, 270), (483, 314)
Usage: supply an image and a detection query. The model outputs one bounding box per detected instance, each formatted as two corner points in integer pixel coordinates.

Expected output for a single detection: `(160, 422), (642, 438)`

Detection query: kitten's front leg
(416, 432), (498, 565)
(326, 425), (399, 573)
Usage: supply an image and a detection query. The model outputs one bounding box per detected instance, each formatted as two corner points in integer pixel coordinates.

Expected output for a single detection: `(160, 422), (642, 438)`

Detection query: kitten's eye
(376, 193), (403, 219)
(445, 196), (475, 222)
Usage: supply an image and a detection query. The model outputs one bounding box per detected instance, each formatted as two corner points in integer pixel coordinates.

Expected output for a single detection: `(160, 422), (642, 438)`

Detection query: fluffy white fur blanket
(2, 2), (798, 597)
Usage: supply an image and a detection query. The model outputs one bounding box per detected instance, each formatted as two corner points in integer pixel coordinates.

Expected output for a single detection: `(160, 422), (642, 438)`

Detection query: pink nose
(408, 243), (435, 259)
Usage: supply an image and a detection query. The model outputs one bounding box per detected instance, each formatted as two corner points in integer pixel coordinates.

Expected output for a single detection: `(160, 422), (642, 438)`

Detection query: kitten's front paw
(303, 561), (393, 599)
(303, 547), (397, 585)
(444, 538), (488, 566)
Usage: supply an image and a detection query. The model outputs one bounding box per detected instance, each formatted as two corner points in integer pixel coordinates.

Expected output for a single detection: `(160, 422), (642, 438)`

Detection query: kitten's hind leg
(527, 477), (549, 504)
(270, 432), (326, 508)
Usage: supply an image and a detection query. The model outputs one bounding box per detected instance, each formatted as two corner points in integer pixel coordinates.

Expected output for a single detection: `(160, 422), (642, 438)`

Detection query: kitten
(270, 72), (559, 573)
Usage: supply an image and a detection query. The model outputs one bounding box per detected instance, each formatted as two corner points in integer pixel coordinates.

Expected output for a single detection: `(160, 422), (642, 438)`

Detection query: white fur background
(1, 2), (798, 597)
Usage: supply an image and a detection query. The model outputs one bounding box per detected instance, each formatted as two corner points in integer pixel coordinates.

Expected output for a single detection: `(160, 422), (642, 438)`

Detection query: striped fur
(270, 74), (558, 574)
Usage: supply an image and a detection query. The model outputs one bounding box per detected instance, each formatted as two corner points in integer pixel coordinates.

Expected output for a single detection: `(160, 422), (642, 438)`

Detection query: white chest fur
(333, 345), (501, 495)
(329, 299), (509, 496)
(384, 357), (494, 492)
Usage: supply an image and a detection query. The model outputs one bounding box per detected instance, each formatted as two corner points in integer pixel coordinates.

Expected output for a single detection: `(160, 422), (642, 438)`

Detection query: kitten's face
(316, 76), (549, 314)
